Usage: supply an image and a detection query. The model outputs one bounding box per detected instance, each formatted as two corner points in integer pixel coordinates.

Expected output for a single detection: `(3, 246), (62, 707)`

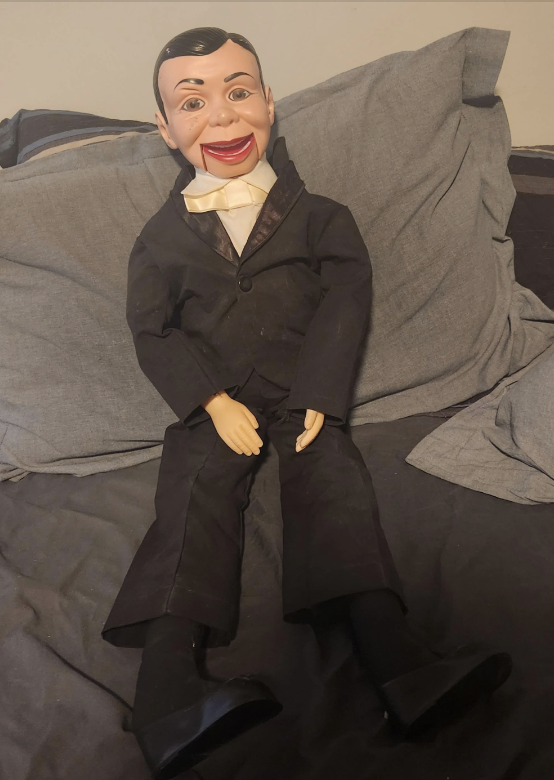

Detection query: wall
(1, 1), (553, 146)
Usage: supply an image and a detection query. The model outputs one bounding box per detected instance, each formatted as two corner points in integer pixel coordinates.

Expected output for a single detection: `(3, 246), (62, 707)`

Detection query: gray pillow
(271, 26), (554, 424)
(0, 109), (156, 167)
(0, 134), (181, 481)
(2, 26), (553, 481)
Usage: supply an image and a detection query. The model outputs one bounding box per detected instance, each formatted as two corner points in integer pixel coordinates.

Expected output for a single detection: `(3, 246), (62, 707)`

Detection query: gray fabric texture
(2, 26), (554, 481)
(4, 418), (554, 779)
(406, 343), (554, 505)
(0, 134), (180, 482)
(271, 26), (554, 425)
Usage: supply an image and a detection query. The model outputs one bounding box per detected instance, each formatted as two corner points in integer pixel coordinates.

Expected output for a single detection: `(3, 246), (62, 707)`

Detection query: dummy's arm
(128, 240), (317, 454)
(201, 205), (370, 456)
(126, 239), (236, 422)
(287, 205), (372, 425)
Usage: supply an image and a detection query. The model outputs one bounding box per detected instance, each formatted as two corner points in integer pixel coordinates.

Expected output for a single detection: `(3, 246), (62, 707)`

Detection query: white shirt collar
(182, 153), (277, 198)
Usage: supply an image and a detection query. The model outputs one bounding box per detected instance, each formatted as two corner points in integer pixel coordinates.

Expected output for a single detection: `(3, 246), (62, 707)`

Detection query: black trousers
(102, 371), (403, 648)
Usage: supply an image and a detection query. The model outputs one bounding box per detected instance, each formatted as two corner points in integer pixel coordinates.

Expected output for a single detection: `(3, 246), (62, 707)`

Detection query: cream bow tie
(184, 178), (268, 213)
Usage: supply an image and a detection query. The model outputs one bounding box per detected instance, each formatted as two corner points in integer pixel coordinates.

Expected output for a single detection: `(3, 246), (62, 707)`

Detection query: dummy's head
(153, 27), (275, 178)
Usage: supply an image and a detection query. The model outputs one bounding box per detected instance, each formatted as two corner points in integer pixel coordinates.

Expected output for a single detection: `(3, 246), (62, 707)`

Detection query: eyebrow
(174, 78), (204, 91)
(223, 71), (253, 82)
(173, 71), (255, 91)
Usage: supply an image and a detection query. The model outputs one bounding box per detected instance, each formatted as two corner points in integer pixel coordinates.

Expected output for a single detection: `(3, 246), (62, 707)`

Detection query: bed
(2, 27), (554, 780)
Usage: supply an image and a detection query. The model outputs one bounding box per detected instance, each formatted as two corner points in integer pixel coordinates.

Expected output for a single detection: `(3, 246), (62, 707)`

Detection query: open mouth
(202, 133), (256, 164)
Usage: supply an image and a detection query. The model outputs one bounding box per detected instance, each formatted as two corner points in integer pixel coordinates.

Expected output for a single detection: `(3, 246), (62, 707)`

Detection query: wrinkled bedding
(406, 343), (554, 504)
(2, 417), (554, 780)
(407, 149), (554, 505)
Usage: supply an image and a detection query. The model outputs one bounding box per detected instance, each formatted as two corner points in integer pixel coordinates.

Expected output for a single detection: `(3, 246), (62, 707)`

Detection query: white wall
(1, 2), (553, 146)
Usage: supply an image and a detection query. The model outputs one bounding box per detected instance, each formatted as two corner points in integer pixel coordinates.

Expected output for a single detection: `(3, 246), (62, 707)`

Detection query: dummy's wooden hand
(202, 391), (263, 456)
(296, 409), (324, 452)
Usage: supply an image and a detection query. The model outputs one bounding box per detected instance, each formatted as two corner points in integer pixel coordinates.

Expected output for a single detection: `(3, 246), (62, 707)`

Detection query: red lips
(202, 134), (256, 164)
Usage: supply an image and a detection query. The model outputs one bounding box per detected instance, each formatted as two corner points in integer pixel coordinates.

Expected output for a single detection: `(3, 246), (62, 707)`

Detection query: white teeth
(215, 139), (243, 148)
(207, 137), (252, 157)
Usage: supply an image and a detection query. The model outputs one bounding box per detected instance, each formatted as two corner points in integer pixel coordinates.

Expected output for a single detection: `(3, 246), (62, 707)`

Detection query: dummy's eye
(229, 88), (251, 102)
(182, 98), (205, 112)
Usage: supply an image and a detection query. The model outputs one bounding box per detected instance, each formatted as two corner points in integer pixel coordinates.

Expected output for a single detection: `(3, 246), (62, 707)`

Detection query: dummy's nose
(208, 105), (240, 127)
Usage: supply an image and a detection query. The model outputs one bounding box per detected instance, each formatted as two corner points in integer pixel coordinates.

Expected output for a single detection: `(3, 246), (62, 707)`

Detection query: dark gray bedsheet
(2, 416), (554, 780)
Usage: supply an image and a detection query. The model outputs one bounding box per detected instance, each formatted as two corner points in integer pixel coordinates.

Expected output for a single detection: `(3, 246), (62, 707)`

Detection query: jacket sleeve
(126, 239), (236, 422)
(286, 205), (372, 423)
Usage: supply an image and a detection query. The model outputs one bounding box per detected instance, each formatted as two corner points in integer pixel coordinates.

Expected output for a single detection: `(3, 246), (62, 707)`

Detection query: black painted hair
(153, 27), (265, 122)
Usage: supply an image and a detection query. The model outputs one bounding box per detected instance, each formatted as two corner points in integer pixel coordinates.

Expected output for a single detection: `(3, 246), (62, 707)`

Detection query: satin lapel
(239, 151), (305, 265)
(170, 165), (238, 266)
(169, 139), (303, 267)
(181, 209), (239, 266)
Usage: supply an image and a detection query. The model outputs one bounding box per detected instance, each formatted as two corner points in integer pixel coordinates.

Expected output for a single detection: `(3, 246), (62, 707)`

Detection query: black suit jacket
(127, 137), (372, 425)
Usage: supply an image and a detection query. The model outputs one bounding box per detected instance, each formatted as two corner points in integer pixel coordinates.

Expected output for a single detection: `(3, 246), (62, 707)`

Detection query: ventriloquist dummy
(102, 27), (512, 780)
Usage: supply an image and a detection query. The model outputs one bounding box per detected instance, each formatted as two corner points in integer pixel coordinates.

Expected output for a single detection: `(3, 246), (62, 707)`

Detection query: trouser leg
(165, 417), (267, 636)
(266, 412), (405, 621)
(264, 412), (439, 684)
(131, 615), (205, 732)
(131, 613), (282, 778)
(348, 590), (437, 685)
(103, 412), (267, 647)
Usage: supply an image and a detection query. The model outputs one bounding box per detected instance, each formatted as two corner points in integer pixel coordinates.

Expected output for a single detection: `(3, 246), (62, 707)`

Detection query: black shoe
(378, 644), (512, 737)
(134, 676), (282, 780)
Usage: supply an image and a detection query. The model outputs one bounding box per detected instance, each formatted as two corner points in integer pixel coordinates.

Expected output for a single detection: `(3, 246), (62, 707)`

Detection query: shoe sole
(136, 677), (282, 779)
(384, 647), (513, 738)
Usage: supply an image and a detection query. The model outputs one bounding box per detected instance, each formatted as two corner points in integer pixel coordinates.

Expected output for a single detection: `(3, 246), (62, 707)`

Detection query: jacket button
(238, 276), (252, 292)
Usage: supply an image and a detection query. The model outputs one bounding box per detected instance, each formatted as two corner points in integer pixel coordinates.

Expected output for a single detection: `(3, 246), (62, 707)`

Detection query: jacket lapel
(240, 138), (305, 264)
(170, 163), (239, 265)
(169, 137), (305, 267)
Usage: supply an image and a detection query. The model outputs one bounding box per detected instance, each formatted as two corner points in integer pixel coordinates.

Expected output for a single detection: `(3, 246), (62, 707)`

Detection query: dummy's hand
(202, 391), (263, 456)
(296, 409), (324, 452)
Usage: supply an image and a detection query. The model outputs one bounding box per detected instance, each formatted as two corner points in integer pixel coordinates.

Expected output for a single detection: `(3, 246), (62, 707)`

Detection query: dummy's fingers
(225, 430), (250, 455)
(224, 435), (243, 455)
(306, 413), (324, 440)
(233, 430), (254, 456)
(244, 408), (260, 429)
(238, 425), (260, 455)
(296, 419), (323, 452)
(296, 428), (315, 452)
(239, 422), (262, 451)
(243, 413), (263, 447)
(313, 413), (325, 435)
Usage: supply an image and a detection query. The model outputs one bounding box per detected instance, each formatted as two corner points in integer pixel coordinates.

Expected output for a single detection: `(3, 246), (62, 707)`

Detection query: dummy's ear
(155, 110), (179, 150)
(265, 86), (275, 127)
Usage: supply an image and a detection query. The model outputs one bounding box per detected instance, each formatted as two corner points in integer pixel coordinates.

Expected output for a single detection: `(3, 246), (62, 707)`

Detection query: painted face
(155, 40), (275, 178)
